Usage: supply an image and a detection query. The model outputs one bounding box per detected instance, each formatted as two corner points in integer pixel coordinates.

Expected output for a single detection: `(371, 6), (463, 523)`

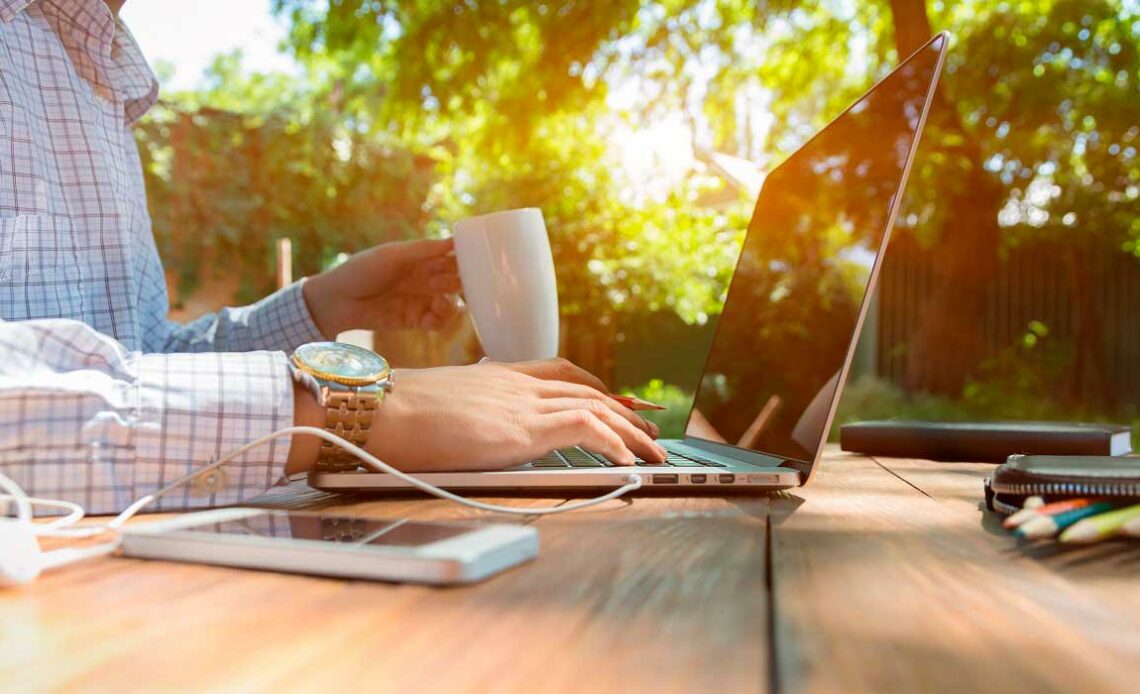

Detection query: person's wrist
(301, 272), (349, 339)
(364, 371), (409, 462)
(285, 381), (324, 475)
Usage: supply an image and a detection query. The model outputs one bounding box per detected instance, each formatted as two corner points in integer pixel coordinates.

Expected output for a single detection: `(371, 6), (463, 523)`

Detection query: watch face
(293, 342), (389, 384)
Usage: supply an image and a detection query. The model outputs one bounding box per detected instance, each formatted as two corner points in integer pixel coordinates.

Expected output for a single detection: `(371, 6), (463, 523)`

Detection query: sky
(120, 0), (297, 91)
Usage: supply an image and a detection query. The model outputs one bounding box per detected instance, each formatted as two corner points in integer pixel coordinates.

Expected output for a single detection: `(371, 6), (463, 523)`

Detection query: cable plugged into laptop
(115, 427), (645, 521)
(0, 426), (644, 587)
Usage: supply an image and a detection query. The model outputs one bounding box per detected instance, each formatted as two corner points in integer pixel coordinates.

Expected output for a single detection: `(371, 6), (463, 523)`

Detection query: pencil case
(984, 454), (1140, 515)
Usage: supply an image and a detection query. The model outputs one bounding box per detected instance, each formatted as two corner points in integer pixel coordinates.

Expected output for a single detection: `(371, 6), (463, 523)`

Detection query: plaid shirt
(0, 0), (325, 513)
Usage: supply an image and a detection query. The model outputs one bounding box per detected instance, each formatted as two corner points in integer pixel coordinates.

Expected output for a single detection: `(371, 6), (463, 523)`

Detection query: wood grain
(10, 450), (1140, 692)
(875, 455), (1140, 643)
(0, 492), (770, 693)
(773, 453), (1140, 693)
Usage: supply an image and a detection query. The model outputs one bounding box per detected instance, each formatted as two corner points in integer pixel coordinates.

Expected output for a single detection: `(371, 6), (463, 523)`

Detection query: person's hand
(301, 238), (463, 338)
(363, 358), (666, 471)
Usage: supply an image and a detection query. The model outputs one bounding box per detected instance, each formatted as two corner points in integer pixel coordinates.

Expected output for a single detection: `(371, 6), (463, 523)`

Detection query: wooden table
(4, 446), (1140, 693)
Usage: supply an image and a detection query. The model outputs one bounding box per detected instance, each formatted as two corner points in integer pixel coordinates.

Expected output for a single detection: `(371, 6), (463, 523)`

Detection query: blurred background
(123, 0), (1139, 445)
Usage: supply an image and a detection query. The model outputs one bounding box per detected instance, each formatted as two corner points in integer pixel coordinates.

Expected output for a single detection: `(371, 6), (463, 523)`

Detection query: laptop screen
(685, 34), (946, 466)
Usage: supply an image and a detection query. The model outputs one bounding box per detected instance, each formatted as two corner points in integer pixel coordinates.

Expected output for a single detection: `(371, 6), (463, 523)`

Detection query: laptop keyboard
(514, 447), (728, 470)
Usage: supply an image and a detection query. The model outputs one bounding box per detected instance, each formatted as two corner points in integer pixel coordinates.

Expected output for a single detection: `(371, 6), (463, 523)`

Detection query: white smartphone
(117, 508), (539, 585)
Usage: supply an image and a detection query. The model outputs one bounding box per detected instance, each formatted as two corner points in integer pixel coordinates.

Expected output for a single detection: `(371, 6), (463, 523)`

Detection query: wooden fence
(872, 236), (1140, 404)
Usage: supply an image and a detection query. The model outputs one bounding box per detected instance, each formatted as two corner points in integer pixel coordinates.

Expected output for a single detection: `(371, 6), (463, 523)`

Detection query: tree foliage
(138, 0), (1140, 399)
(266, 0), (755, 323)
(136, 52), (434, 304)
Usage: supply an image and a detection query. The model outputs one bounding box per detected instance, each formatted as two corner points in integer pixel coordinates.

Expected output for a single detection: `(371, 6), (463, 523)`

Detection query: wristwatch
(291, 341), (395, 472)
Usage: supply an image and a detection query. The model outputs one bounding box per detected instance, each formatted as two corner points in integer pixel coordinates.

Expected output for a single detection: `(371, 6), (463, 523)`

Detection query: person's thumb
(385, 237), (455, 265)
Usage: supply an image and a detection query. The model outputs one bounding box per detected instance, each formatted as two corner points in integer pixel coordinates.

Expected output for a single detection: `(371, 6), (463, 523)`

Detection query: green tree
(136, 51), (435, 305)
(593, 0), (1140, 399)
(891, 0), (1140, 400)
(270, 0), (748, 326)
(142, 0), (1139, 403)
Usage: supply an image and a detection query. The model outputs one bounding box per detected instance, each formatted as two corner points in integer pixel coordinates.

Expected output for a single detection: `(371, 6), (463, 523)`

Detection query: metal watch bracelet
(316, 384), (382, 472)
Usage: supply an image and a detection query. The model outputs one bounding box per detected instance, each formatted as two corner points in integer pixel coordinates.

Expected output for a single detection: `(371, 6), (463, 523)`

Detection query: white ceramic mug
(453, 208), (559, 362)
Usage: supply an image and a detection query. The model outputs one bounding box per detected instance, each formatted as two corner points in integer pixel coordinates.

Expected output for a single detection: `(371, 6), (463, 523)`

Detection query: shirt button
(191, 468), (228, 495)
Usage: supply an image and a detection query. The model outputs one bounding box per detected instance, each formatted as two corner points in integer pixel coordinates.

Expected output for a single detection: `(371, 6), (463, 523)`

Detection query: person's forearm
(0, 318), (300, 514)
(285, 384), (324, 475)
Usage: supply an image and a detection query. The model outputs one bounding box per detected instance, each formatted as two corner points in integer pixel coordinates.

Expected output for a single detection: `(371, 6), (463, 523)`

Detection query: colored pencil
(609, 394), (666, 411)
(1014, 501), (1116, 540)
(1118, 515), (1140, 538)
(1003, 497), (1098, 529)
(1059, 503), (1140, 544)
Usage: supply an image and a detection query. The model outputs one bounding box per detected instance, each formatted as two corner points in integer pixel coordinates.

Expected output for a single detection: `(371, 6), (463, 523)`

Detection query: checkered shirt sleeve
(0, 2), (334, 514)
(0, 318), (296, 514)
(162, 280), (326, 353)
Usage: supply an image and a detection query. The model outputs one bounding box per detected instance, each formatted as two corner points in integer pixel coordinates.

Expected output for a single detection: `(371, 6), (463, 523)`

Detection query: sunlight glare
(611, 115), (696, 202)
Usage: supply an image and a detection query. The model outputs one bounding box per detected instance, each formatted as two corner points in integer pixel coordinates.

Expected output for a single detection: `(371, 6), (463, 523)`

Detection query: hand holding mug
(302, 238), (463, 337)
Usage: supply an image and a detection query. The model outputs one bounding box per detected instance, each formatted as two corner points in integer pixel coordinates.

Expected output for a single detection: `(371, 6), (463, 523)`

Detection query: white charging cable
(4, 425), (644, 537)
(0, 428), (644, 586)
(113, 426), (643, 525)
(0, 470), (120, 586)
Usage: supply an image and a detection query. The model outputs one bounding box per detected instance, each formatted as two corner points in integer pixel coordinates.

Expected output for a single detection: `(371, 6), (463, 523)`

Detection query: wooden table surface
(4, 445), (1140, 693)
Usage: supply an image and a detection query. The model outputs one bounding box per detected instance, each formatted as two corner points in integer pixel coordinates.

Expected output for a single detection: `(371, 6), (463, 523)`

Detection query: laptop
(311, 33), (949, 495)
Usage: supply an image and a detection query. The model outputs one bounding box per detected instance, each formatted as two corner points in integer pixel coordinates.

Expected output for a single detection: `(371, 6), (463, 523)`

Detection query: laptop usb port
(690, 474), (707, 484)
(718, 474), (736, 484)
(652, 474), (679, 484)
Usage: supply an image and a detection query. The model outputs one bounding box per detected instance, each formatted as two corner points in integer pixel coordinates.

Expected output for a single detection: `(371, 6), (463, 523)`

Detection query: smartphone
(118, 508), (538, 584)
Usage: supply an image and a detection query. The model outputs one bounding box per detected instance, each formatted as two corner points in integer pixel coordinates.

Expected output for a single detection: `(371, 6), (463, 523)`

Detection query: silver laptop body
(311, 33), (949, 495)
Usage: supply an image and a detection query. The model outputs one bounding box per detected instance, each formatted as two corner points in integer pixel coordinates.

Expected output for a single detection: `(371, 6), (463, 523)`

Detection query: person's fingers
(431, 293), (461, 320)
(353, 238), (453, 277)
(538, 398), (666, 462)
(404, 297), (426, 328)
(399, 254), (461, 295)
(427, 255), (458, 276)
(392, 237), (455, 263)
(427, 272), (463, 293)
(418, 295), (462, 331)
(415, 255), (457, 280)
(533, 380), (657, 437)
(506, 358), (608, 392)
(531, 410), (636, 466)
(338, 240), (456, 303)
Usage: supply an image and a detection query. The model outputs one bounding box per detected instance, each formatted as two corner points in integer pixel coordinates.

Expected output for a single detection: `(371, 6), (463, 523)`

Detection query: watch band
(316, 386), (380, 472)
